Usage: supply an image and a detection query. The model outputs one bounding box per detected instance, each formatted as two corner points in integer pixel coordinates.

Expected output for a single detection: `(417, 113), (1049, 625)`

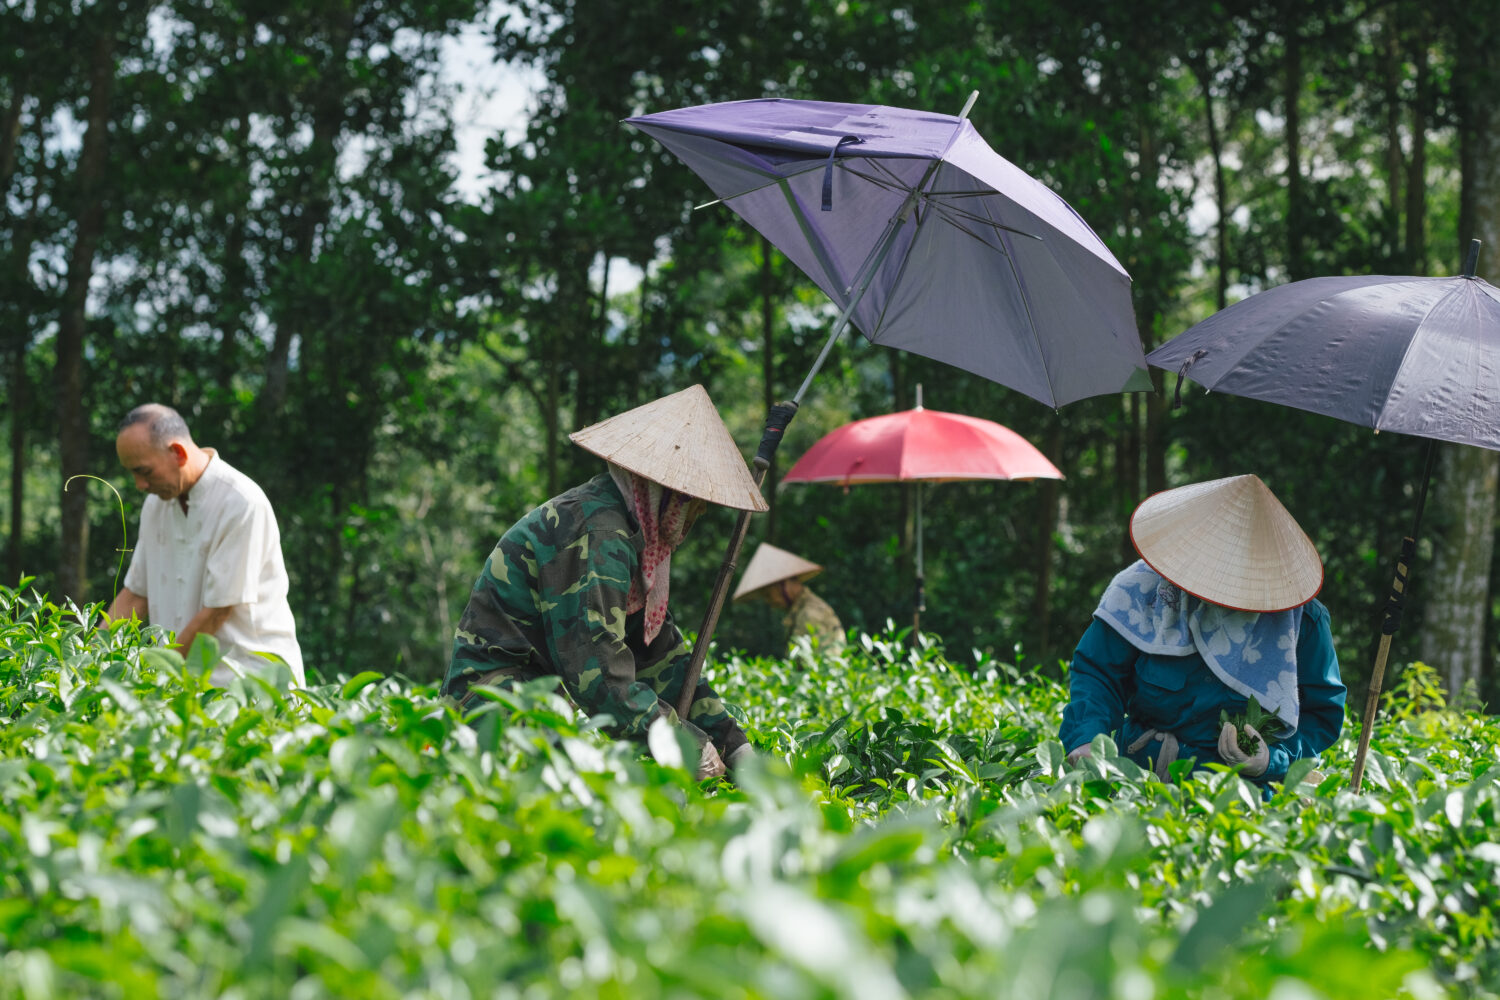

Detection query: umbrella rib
(706, 158), (860, 206)
(972, 186), (1056, 404)
(861, 199), (933, 340)
(774, 174), (856, 306)
(929, 205), (1034, 260)
(934, 202), (1042, 240)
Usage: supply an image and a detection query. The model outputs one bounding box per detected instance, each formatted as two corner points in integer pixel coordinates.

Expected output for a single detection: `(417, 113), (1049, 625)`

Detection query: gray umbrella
(1147, 240), (1499, 790)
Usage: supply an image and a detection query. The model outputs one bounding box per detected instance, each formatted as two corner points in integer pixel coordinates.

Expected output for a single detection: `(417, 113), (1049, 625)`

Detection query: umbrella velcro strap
(754, 401), (800, 467)
(1380, 536), (1416, 635)
(821, 135), (862, 212)
(1172, 350), (1208, 409)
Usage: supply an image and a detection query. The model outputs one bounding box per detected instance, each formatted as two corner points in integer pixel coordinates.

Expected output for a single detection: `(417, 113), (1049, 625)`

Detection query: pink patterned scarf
(609, 464), (706, 643)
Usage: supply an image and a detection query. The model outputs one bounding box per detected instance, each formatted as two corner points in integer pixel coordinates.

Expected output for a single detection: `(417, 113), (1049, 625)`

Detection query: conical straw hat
(732, 542), (824, 601)
(1129, 474), (1322, 612)
(569, 384), (769, 511)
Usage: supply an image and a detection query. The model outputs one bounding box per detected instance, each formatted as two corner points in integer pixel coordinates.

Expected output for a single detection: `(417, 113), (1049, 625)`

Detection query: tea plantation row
(1, 581), (1495, 998)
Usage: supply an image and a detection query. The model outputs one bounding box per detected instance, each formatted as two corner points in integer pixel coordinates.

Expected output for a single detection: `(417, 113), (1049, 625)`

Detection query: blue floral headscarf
(1094, 560), (1303, 730)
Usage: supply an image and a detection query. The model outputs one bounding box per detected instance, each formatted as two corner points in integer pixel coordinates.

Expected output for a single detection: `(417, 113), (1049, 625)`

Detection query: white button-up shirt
(123, 450), (304, 685)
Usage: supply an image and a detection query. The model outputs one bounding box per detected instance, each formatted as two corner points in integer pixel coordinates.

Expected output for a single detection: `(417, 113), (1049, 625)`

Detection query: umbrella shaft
(915, 482), (923, 576)
(677, 479), (761, 720)
(1350, 632), (1394, 792)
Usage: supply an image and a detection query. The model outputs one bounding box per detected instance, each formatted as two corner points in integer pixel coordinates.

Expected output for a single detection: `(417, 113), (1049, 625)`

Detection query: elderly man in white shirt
(106, 403), (304, 686)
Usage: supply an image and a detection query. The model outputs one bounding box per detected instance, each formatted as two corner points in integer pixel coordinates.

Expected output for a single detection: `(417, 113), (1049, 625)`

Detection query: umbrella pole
(1349, 440), (1439, 791)
(676, 93), (986, 720)
(914, 481), (925, 633)
(676, 190), (924, 718)
(676, 402), (798, 720)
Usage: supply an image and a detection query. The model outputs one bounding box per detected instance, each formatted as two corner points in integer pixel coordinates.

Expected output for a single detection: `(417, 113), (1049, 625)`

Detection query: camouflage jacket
(784, 586), (846, 652)
(445, 475), (738, 748)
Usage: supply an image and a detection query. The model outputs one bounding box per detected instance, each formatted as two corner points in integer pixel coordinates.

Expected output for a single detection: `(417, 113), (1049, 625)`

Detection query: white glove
(1218, 721), (1269, 777)
(1066, 744), (1093, 765)
(695, 742), (727, 781)
(726, 743), (756, 771)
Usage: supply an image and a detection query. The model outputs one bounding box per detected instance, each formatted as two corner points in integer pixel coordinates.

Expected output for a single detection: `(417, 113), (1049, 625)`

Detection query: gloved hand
(1218, 721), (1269, 777)
(695, 741), (727, 780)
(1066, 744), (1093, 765)
(726, 743), (756, 772)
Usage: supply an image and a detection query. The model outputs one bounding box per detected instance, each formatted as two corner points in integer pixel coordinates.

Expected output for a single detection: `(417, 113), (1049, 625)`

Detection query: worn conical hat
(732, 542), (823, 601)
(1129, 474), (1323, 612)
(569, 384), (768, 511)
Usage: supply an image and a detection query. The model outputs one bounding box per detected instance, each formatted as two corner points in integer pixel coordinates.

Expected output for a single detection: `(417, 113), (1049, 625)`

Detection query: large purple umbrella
(1148, 241), (1500, 790)
(628, 96), (1149, 408)
(626, 95), (1149, 715)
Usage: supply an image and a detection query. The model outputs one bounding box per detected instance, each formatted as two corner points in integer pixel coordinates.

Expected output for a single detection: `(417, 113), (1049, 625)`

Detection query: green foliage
(5, 591), (1500, 996)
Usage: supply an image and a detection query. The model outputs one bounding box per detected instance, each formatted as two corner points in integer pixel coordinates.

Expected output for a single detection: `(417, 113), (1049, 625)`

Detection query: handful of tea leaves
(1219, 695), (1290, 753)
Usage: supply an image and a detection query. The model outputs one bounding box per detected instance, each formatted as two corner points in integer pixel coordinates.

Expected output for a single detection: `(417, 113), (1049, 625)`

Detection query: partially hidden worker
(732, 541), (846, 655)
(1059, 474), (1346, 787)
(444, 385), (766, 780)
(106, 404), (305, 686)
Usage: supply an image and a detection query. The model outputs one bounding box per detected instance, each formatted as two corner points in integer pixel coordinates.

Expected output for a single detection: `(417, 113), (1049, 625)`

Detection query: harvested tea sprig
(1220, 695), (1289, 753)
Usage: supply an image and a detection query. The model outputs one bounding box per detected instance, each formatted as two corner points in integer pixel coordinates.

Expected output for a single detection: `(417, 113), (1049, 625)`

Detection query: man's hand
(1218, 721), (1269, 777)
(174, 605), (234, 657)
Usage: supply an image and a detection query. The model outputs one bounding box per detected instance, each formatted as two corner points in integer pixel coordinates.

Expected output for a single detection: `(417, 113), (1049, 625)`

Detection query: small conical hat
(732, 542), (823, 601)
(569, 384), (768, 511)
(1129, 474), (1323, 612)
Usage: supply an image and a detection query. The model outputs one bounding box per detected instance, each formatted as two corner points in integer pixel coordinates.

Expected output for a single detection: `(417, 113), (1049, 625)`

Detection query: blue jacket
(1058, 598), (1347, 782)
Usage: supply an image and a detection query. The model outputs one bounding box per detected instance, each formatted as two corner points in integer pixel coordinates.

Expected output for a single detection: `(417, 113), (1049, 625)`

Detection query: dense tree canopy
(2, 0), (1496, 707)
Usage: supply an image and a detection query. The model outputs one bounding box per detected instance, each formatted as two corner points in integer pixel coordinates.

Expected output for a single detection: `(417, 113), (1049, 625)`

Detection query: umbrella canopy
(782, 405), (1064, 485)
(782, 394), (1062, 628)
(1144, 244), (1500, 790)
(627, 97), (1150, 408)
(1148, 271), (1500, 449)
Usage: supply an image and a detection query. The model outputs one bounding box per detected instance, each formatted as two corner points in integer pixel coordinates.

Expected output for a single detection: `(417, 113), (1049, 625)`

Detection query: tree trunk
(7, 337), (23, 584)
(543, 348), (561, 498)
(3, 102), (37, 584)
(1030, 418), (1063, 664)
(1405, 27), (1429, 275)
(1117, 394), (1140, 565)
(1419, 19), (1499, 698)
(0, 85), (24, 195)
(1382, 15), (1404, 264)
(1419, 444), (1498, 697)
(761, 236), (778, 542)
(259, 8), (352, 420)
(1284, 7), (1306, 281)
(1192, 53), (1229, 310)
(890, 352), (911, 588)
(56, 30), (117, 602)
(1135, 108), (1168, 496)
(217, 113), (252, 396)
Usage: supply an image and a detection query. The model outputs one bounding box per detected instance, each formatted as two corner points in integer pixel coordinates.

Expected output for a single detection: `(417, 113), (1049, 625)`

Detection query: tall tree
(56, 13), (132, 601)
(1418, 6), (1499, 697)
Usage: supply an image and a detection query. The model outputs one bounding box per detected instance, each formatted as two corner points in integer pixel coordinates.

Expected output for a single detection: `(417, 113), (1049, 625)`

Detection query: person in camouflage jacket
(445, 386), (768, 779)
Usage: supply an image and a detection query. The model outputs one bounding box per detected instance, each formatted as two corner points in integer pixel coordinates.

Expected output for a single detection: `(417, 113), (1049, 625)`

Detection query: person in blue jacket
(1059, 474), (1346, 786)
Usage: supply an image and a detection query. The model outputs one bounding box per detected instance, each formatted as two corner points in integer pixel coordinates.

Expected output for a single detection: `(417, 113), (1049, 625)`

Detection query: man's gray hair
(118, 404), (193, 449)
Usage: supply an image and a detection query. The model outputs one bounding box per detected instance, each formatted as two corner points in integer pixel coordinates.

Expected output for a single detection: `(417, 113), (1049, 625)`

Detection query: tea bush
(1, 585), (1492, 998)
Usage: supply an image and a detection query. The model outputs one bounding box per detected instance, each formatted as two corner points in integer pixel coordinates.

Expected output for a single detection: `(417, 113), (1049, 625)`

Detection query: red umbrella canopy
(782, 407), (1063, 484)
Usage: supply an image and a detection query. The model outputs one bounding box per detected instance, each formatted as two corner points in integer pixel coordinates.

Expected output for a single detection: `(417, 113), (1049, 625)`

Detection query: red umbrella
(782, 387), (1063, 628)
